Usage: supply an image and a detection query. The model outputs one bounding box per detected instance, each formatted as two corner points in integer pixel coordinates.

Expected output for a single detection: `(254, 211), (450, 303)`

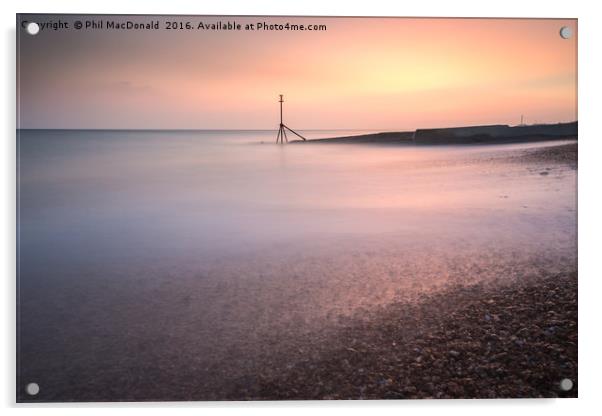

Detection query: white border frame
(3, 1), (600, 414)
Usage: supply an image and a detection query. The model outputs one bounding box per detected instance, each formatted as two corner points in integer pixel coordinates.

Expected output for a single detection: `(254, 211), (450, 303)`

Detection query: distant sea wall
(292, 131), (414, 144)
(413, 122), (577, 144)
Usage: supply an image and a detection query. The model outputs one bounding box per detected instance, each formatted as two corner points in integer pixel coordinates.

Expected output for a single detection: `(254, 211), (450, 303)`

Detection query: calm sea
(17, 129), (577, 400)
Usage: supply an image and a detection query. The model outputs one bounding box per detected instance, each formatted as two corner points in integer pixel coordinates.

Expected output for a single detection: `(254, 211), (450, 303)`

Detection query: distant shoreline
(291, 121), (578, 145)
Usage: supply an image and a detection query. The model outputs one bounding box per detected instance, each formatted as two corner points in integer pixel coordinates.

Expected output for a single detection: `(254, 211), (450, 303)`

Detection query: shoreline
(291, 122), (577, 145)
(292, 134), (577, 146)
(503, 142), (577, 167)
(242, 271), (577, 400)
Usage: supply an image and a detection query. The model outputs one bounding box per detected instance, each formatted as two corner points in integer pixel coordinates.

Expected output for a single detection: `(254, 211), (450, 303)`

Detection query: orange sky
(18, 16), (577, 129)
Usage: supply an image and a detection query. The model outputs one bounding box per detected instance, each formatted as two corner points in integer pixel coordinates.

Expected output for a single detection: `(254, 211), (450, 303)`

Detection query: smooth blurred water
(17, 129), (577, 400)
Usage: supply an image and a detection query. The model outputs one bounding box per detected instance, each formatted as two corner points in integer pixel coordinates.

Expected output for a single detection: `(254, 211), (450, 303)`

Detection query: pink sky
(18, 16), (577, 130)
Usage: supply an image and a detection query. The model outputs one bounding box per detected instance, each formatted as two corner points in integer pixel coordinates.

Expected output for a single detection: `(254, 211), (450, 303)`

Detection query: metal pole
(279, 94), (283, 125)
(284, 125), (307, 141)
(275, 94), (306, 142)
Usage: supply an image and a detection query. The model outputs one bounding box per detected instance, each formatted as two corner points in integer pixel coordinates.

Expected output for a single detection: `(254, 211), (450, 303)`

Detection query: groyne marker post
(276, 94), (306, 144)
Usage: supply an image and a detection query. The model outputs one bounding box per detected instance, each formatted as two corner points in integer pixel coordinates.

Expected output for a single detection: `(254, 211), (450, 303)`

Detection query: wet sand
(504, 142), (577, 166)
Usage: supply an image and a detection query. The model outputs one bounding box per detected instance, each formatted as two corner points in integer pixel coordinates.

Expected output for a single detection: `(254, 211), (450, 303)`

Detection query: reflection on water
(17, 130), (577, 400)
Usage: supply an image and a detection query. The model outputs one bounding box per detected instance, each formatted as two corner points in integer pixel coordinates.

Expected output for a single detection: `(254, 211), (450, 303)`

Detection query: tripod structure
(276, 94), (306, 143)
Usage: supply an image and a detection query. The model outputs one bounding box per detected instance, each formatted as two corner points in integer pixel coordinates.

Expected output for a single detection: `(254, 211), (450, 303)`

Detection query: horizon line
(15, 120), (578, 133)
(15, 128), (389, 132)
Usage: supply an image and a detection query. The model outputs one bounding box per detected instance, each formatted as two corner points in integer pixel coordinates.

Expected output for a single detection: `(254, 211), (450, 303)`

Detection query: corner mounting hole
(26, 382), (39, 396)
(559, 26), (572, 39)
(26, 22), (40, 36)
(559, 378), (573, 391)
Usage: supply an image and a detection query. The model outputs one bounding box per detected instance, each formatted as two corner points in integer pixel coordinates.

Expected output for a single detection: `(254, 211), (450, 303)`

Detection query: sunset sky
(17, 15), (577, 130)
